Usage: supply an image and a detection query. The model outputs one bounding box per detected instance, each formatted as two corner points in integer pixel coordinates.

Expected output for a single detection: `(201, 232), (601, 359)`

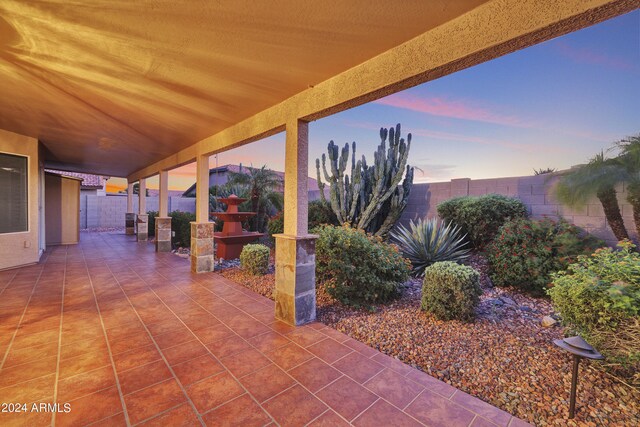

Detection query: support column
(137, 179), (148, 242)
(191, 155), (214, 273)
(274, 119), (317, 326)
(156, 171), (171, 252)
(125, 183), (135, 235)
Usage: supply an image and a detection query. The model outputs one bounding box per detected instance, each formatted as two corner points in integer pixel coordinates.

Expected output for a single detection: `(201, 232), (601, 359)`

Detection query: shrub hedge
(437, 194), (527, 249)
(486, 218), (603, 295)
(315, 225), (410, 306)
(422, 261), (481, 322)
(268, 200), (339, 236)
(170, 211), (196, 248)
(147, 211), (158, 237)
(240, 244), (270, 275)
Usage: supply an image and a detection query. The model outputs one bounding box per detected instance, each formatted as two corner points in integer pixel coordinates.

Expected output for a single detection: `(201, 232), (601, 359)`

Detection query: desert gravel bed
(218, 256), (639, 427)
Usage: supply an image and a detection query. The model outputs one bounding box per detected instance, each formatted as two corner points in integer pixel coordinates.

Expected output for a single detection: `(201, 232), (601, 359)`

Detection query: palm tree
(226, 165), (283, 232)
(555, 151), (629, 242)
(612, 134), (640, 238)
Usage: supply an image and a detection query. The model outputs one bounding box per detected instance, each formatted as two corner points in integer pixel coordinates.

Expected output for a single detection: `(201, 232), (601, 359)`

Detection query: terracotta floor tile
(471, 416), (504, 427)
(162, 340), (209, 366)
(203, 394), (271, 427)
(109, 332), (154, 355)
(193, 324), (235, 344)
(307, 410), (351, 427)
(88, 412), (127, 426)
(263, 342), (314, 371)
(145, 318), (187, 337)
(138, 403), (201, 426)
(405, 368), (457, 398)
(318, 326), (351, 343)
(371, 353), (415, 376)
(0, 407), (52, 427)
(288, 357), (342, 393)
(332, 351), (385, 384)
(224, 316), (270, 339)
(154, 329), (197, 349)
(262, 385), (327, 427)
(285, 327), (326, 347)
(452, 390), (513, 427)
(221, 348), (271, 377)
(405, 390), (476, 427)
(206, 335), (252, 359)
(239, 363), (296, 403)
(60, 336), (108, 361)
(11, 328), (59, 350)
(118, 360), (173, 395)
(58, 351), (111, 379)
(306, 338), (353, 364)
(3, 341), (59, 367)
(187, 372), (244, 414)
(57, 365), (117, 402)
(55, 386), (123, 427)
(269, 320), (297, 335)
(172, 354), (225, 386)
(364, 368), (424, 409)
(0, 356), (57, 387)
(316, 376), (378, 421)
(247, 330), (291, 352)
(0, 373), (55, 402)
(124, 379), (187, 425)
(353, 399), (423, 427)
(112, 344), (162, 372)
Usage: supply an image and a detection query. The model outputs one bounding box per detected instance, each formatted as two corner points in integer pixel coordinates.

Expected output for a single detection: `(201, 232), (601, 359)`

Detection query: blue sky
(110, 10), (639, 191)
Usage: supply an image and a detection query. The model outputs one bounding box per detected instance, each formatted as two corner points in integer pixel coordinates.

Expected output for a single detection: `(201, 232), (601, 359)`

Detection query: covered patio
(1, 233), (528, 426)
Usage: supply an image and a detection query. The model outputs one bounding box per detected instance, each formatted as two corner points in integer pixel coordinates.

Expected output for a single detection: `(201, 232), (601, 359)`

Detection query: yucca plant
(391, 218), (470, 278)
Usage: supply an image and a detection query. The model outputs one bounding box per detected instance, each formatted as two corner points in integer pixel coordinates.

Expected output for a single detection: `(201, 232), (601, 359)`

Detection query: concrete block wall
(400, 172), (637, 247)
(81, 195), (196, 229)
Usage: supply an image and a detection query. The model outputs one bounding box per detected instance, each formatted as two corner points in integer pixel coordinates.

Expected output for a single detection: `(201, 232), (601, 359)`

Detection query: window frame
(0, 151), (30, 235)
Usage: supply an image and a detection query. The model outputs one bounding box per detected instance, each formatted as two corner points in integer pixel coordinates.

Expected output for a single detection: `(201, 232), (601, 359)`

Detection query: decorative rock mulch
(219, 254), (640, 426)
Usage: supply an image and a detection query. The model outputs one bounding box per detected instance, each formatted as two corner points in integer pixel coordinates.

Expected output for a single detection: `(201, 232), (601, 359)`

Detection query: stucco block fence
(400, 173), (638, 248)
(81, 195), (196, 229)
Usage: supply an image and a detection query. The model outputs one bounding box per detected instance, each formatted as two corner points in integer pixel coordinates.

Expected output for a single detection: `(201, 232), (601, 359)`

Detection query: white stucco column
(125, 183), (135, 235)
(156, 171), (171, 252)
(274, 119), (317, 325)
(191, 155), (214, 272)
(136, 178), (148, 241)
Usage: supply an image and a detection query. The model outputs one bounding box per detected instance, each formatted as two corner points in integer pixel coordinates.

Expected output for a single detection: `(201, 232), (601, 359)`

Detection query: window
(0, 153), (28, 233)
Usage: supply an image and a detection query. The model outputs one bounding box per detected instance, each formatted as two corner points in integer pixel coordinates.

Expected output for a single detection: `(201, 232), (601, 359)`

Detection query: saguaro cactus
(316, 123), (414, 238)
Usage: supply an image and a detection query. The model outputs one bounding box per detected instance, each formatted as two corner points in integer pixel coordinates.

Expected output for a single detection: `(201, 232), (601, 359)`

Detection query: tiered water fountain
(211, 195), (264, 259)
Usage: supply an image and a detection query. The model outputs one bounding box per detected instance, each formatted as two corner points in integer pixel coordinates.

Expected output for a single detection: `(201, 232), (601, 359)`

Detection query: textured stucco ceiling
(0, 0), (488, 176)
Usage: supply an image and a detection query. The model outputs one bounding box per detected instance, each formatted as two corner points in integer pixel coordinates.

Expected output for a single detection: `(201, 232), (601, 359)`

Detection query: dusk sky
(107, 10), (639, 193)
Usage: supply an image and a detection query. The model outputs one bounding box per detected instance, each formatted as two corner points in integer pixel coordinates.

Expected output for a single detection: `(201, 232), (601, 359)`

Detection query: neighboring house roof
(45, 169), (108, 189)
(147, 189), (184, 197)
(182, 164), (319, 197)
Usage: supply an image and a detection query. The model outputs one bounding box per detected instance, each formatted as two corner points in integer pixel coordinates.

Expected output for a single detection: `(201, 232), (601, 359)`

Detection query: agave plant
(391, 218), (470, 277)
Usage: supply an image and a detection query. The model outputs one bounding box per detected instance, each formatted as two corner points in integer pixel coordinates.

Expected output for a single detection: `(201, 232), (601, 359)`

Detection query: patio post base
(125, 212), (136, 235)
(136, 214), (148, 241)
(155, 217), (172, 252)
(190, 221), (215, 273)
(274, 234), (318, 326)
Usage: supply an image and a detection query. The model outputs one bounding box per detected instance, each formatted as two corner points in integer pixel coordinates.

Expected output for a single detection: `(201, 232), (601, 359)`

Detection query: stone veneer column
(274, 233), (318, 325)
(190, 222), (215, 273)
(155, 217), (172, 252)
(125, 183), (135, 235)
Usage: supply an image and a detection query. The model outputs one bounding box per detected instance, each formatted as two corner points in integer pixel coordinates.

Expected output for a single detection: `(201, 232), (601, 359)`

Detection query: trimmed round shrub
(268, 212), (284, 236)
(549, 241), (640, 382)
(437, 194), (527, 249)
(240, 244), (270, 275)
(315, 225), (411, 306)
(170, 210), (196, 248)
(487, 218), (603, 295)
(147, 211), (158, 237)
(422, 261), (481, 322)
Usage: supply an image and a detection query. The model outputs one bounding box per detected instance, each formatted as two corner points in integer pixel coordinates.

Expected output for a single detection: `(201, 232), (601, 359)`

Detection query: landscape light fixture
(553, 335), (604, 419)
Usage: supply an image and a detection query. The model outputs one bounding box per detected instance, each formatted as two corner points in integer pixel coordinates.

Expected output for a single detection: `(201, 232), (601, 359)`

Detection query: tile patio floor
(0, 232), (531, 427)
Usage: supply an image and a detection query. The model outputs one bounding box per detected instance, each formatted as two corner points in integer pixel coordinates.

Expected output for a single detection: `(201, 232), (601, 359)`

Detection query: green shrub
(549, 241), (640, 380)
(437, 194), (527, 249)
(147, 211), (158, 237)
(170, 211), (196, 248)
(315, 225), (411, 306)
(391, 218), (470, 277)
(487, 218), (603, 295)
(267, 200), (339, 236)
(422, 261), (481, 321)
(240, 244), (270, 275)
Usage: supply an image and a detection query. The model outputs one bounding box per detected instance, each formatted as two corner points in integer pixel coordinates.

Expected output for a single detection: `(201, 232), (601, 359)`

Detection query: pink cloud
(375, 93), (531, 128)
(553, 41), (638, 72)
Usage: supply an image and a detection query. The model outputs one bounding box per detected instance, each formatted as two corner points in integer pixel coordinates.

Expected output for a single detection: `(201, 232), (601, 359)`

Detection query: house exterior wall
(400, 173), (636, 247)
(45, 173), (80, 245)
(0, 129), (41, 270)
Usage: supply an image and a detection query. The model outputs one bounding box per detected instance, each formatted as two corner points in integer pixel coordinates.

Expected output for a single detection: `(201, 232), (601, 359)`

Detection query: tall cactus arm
(315, 158), (327, 204)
